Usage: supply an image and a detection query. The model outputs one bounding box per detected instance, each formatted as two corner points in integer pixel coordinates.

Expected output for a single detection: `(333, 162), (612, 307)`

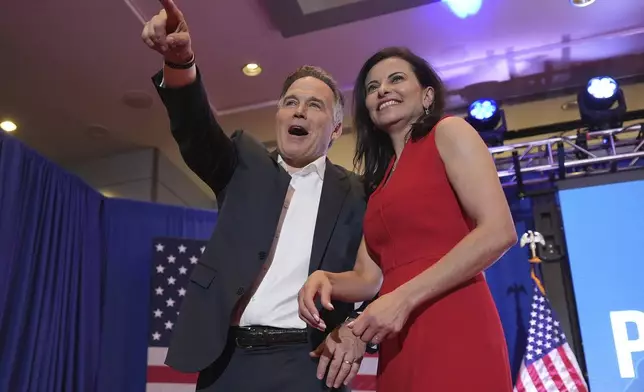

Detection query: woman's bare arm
(396, 116), (517, 309)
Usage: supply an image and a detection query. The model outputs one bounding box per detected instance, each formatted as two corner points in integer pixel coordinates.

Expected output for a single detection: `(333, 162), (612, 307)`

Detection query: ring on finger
(343, 359), (353, 365)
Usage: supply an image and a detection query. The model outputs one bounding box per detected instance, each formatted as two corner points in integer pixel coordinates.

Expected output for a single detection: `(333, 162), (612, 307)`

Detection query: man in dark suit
(141, 1), (372, 391)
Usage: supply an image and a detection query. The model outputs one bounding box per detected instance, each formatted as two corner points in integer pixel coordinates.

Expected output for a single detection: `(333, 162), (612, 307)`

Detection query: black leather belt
(230, 326), (308, 348)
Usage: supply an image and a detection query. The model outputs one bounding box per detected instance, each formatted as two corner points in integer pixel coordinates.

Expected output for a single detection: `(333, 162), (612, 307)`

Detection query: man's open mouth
(288, 125), (309, 136)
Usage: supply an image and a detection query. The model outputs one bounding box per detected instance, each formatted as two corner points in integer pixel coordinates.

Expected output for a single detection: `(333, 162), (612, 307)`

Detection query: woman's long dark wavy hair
(352, 47), (446, 196)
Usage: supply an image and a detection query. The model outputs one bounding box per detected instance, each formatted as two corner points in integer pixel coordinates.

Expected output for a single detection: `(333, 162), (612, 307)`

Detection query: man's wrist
(342, 311), (378, 353)
(164, 51), (195, 66)
(162, 63), (197, 88)
(165, 52), (195, 69)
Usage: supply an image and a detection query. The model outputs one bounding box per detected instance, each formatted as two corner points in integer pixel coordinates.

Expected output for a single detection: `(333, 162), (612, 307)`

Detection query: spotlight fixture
(442, 0), (482, 19)
(570, 0), (596, 7)
(465, 99), (507, 147)
(0, 120), (17, 132)
(577, 76), (627, 131)
(242, 63), (262, 77)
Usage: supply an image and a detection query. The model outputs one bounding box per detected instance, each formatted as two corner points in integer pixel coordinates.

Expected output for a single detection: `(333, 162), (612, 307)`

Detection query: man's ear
(328, 122), (343, 148)
(333, 122), (343, 139)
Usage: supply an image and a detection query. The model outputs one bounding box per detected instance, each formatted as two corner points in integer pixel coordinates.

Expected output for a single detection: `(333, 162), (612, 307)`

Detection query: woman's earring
(424, 106), (430, 115)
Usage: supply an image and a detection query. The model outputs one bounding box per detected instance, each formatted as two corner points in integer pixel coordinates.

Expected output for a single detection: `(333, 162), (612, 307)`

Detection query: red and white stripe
(514, 343), (588, 392)
(147, 347), (377, 392)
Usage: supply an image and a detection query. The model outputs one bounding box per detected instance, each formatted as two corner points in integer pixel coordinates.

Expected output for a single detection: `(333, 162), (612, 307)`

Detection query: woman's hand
(347, 290), (412, 343)
(298, 270), (335, 331)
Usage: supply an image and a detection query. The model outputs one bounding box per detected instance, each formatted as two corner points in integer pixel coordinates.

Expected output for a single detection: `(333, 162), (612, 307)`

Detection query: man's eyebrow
(307, 97), (326, 106)
(281, 95), (327, 107)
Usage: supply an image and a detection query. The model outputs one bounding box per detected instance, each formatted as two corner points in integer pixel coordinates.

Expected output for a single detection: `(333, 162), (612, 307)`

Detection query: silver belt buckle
(234, 326), (254, 348)
(234, 337), (252, 348)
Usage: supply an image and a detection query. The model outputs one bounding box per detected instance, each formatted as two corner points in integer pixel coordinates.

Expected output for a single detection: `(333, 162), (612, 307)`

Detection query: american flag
(147, 237), (377, 392)
(513, 264), (588, 392)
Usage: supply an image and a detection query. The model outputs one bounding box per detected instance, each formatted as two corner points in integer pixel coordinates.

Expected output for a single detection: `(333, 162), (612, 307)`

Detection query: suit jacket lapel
(309, 161), (350, 274)
(268, 149), (279, 163)
(268, 149), (290, 190)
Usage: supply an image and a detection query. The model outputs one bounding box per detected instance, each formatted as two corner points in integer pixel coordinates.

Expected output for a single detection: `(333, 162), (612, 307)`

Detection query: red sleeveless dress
(363, 121), (513, 392)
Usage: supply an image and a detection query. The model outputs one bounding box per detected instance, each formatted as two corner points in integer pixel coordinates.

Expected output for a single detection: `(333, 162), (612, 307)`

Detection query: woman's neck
(389, 125), (411, 159)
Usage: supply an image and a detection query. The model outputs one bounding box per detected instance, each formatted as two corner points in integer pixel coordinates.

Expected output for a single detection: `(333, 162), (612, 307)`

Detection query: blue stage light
(465, 99), (506, 147)
(578, 76), (626, 131)
(442, 0), (482, 19)
(469, 99), (498, 121)
(586, 77), (618, 100)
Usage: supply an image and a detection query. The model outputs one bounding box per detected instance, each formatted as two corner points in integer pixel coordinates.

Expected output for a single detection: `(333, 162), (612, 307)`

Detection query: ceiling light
(570, 0), (596, 7)
(1, 120), (17, 132)
(442, 0), (482, 18)
(242, 63), (262, 77)
(122, 90), (153, 109)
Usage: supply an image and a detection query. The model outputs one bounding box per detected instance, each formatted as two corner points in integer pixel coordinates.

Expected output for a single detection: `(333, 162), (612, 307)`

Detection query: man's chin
(279, 147), (322, 168)
(278, 144), (309, 159)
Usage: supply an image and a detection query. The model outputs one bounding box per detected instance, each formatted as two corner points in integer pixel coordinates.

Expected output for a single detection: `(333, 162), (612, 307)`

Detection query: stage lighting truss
(489, 124), (644, 188)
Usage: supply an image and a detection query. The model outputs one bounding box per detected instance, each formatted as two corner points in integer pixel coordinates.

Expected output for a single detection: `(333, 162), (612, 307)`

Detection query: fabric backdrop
(0, 133), (103, 392)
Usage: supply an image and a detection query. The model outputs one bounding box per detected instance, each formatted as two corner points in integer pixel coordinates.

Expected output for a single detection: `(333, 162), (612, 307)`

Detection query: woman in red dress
(299, 47), (517, 391)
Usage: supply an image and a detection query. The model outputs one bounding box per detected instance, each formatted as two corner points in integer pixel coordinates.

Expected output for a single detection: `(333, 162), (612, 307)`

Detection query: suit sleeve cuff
(150, 67), (211, 132)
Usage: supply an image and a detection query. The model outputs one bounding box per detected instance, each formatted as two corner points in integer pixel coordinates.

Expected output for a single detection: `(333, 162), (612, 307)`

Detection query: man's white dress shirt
(236, 155), (325, 329)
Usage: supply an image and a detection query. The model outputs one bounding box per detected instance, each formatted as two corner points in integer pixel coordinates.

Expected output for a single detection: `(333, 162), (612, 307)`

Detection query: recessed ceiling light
(85, 124), (110, 139)
(0, 120), (17, 132)
(100, 190), (116, 198)
(242, 63), (262, 77)
(570, 0), (596, 7)
(122, 90), (153, 109)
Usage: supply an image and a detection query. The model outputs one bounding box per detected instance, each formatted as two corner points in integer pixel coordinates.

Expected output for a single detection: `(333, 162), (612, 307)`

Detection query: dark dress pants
(196, 338), (347, 392)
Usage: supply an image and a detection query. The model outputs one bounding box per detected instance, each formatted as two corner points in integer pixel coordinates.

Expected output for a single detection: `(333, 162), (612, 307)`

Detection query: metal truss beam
(490, 124), (644, 188)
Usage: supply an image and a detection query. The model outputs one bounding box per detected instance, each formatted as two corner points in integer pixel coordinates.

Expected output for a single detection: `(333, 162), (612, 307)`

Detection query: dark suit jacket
(152, 69), (367, 373)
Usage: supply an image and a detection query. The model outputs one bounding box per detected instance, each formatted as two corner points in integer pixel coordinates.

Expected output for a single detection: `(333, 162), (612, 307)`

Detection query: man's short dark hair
(279, 65), (345, 125)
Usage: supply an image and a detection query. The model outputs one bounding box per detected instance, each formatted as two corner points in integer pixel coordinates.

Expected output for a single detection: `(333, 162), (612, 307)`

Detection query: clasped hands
(300, 271), (413, 386)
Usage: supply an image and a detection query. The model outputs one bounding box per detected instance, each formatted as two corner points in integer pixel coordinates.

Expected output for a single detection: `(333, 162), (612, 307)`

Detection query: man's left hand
(310, 323), (366, 388)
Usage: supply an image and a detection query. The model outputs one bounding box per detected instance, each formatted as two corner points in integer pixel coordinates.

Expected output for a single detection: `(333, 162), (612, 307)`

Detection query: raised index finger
(159, 0), (181, 18)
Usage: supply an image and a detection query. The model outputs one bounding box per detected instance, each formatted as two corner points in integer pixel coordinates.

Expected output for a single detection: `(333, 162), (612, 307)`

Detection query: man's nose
(294, 104), (307, 119)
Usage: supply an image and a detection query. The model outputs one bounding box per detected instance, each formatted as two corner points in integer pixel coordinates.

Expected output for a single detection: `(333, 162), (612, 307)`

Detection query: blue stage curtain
(97, 198), (217, 392)
(0, 133), (103, 392)
(486, 195), (534, 383)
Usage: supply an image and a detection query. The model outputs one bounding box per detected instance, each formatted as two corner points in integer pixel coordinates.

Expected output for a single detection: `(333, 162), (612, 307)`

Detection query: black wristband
(165, 54), (195, 69)
(366, 342), (379, 354)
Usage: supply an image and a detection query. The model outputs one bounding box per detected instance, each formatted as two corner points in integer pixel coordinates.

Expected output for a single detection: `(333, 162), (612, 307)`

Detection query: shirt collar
(277, 155), (327, 179)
